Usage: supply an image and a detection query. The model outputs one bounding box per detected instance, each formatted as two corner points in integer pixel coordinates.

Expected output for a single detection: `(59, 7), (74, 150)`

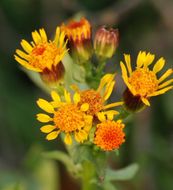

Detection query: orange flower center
(29, 42), (64, 70)
(94, 120), (125, 151)
(79, 90), (103, 115)
(32, 45), (46, 56)
(53, 104), (85, 133)
(129, 68), (158, 97)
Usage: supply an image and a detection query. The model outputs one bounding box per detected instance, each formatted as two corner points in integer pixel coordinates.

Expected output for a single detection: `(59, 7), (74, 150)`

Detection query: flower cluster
(15, 17), (173, 151)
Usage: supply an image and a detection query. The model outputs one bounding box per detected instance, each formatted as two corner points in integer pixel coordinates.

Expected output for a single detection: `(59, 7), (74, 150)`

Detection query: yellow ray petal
(104, 110), (119, 120)
(64, 89), (71, 103)
(75, 130), (87, 143)
(16, 49), (29, 60)
(80, 103), (89, 112)
(51, 91), (61, 102)
(148, 86), (173, 97)
(54, 27), (61, 45)
(37, 98), (54, 113)
(124, 54), (132, 75)
(158, 79), (173, 89)
(73, 92), (81, 104)
(153, 57), (165, 73)
(103, 81), (115, 101)
(141, 97), (150, 106)
(64, 133), (72, 145)
(97, 73), (115, 93)
(21, 40), (33, 53)
(46, 131), (60, 140)
(158, 69), (173, 83)
(84, 115), (93, 125)
(144, 53), (155, 67)
(14, 55), (42, 72)
(32, 30), (41, 45)
(137, 51), (145, 68)
(40, 125), (56, 133)
(120, 61), (136, 94)
(97, 112), (106, 122)
(103, 101), (124, 109)
(39, 28), (47, 42)
(37, 113), (53, 123)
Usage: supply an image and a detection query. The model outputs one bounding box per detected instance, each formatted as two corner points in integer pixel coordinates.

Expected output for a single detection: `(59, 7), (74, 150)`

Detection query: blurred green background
(0, 0), (173, 189)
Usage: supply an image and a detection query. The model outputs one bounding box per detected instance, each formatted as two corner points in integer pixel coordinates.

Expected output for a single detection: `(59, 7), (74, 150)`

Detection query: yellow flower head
(15, 27), (67, 73)
(61, 17), (92, 64)
(61, 17), (91, 43)
(72, 73), (123, 116)
(36, 90), (93, 145)
(94, 112), (125, 151)
(121, 51), (173, 107)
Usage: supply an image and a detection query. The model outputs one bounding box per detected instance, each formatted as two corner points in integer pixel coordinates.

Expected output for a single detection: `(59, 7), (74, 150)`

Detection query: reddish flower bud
(94, 26), (119, 59)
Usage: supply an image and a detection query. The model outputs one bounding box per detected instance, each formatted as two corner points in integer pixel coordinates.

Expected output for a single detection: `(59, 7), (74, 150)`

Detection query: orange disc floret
(128, 68), (158, 97)
(79, 90), (104, 115)
(53, 104), (85, 133)
(94, 120), (125, 151)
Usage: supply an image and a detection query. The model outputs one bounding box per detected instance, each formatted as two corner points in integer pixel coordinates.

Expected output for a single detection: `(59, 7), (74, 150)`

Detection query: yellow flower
(61, 17), (92, 64)
(72, 73), (124, 116)
(36, 90), (93, 145)
(15, 27), (68, 85)
(121, 51), (173, 109)
(94, 112), (125, 151)
(61, 17), (91, 44)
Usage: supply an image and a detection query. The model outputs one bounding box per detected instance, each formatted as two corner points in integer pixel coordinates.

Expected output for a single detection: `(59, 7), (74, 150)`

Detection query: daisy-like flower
(94, 112), (125, 151)
(36, 90), (93, 145)
(120, 51), (173, 111)
(61, 17), (92, 64)
(15, 27), (68, 86)
(72, 73), (123, 116)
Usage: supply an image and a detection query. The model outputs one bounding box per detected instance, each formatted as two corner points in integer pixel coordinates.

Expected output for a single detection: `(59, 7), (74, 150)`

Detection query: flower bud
(61, 18), (93, 64)
(94, 26), (119, 60)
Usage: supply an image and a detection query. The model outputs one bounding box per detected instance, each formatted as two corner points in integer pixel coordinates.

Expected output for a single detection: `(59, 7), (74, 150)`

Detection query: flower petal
(97, 112), (106, 122)
(141, 97), (150, 106)
(40, 125), (56, 133)
(32, 30), (42, 45)
(80, 103), (89, 112)
(103, 81), (115, 101)
(159, 79), (173, 89)
(64, 133), (72, 145)
(148, 86), (173, 97)
(64, 89), (71, 103)
(51, 91), (61, 102)
(158, 69), (173, 84)
(153, 57), (165, 73)
(39, 28), (47, 42)
(46, 131), (60, 140)
(124, 54), (132, 75)
(21, 39), (33, 53)
(37, 99), (54, 113)
(103, 101), (124, 109)
(73, 92), (81, 104)
(37, 113), (53, 123)
(97, 73), (115, 93)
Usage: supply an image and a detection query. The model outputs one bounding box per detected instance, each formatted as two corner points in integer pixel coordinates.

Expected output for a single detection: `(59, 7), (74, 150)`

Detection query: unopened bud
(94, 26), (119, 60)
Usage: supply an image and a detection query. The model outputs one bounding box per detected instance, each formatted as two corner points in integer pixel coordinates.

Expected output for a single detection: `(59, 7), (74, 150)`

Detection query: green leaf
(105, 163), (139, 181)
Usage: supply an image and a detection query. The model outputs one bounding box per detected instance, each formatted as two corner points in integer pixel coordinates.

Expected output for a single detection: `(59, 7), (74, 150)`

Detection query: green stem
(81, 161), (102, 190)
